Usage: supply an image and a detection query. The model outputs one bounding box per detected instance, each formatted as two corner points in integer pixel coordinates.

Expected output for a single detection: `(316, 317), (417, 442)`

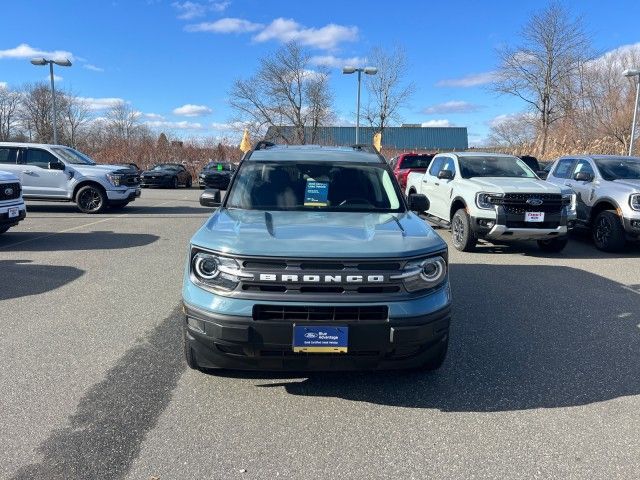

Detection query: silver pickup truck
(545, 155), (640, 251)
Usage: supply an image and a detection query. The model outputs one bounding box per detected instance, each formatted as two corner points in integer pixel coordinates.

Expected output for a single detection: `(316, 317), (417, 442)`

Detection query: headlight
(476, 192), (503, 210)
(631, 194), (640, 211)
(190, 250), (253, 293)
(563, 193), (577, 211)
(106, 173), (124, 186)
(390, 255), (448, 293)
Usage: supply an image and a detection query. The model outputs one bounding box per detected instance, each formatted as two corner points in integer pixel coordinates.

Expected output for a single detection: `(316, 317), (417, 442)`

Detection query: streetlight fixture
(30, 57), (72, 144)
(343, 65), (378, 144)
(623, 68), (640, 156)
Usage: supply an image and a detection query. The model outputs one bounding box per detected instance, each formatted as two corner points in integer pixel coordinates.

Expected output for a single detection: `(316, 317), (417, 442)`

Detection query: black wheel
(451, 208), (477, 252)
(0, 225), (10, 234)
(592, 210), (626, 252)
(419, 336), (449, 371)
(183, 327), (201, 371)
(537, 236), (568, 253)
(186, 178), (192, 188)
(109, 201), (130, 210)
(170, 177), (178, 189)
(76, 185), (107, 214)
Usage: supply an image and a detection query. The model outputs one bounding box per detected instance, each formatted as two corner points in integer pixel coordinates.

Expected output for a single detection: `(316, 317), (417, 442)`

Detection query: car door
(420, 157), (443, 215)
(546, 158), (576, 187)
(0, 147), (21, 180)
(431, 156), (456, 219)
(21, 148), (69, 197)
(570, 159), (597, 222)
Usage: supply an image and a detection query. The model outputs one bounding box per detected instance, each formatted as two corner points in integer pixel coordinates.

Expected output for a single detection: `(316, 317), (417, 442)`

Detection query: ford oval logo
(526, 198), (543, 206)
(304, 332), (318, 339)
(4, 187), (13, 196)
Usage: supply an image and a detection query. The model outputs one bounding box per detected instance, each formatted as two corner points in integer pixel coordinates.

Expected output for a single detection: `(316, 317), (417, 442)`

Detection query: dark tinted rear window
(400, 155), (433, 169)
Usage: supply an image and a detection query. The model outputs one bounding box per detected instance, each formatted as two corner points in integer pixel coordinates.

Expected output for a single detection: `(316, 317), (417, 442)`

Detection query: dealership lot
(1, 188), (640, 479)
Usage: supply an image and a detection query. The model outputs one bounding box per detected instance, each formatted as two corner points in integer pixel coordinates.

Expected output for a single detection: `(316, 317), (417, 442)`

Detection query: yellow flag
(239, 129), (252, 153)
(373, 131), (382, 152)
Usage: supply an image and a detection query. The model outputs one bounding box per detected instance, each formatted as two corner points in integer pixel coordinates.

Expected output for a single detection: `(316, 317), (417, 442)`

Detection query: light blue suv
(182, 143), (452, 372)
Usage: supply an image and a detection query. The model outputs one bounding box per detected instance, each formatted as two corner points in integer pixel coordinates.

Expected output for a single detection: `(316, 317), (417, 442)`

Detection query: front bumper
(0, 201), (27, 227)
(622, 215), (640, 238)
(106, 187), (141, 201)
(199, 175), (230, 189)
(183, 301), (451, 371)
(141, 176), (172, 187)
(472, 205), (571, 241)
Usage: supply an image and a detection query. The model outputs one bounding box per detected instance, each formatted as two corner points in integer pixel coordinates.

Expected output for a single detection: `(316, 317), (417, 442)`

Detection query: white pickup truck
(405, 152), (576, 252)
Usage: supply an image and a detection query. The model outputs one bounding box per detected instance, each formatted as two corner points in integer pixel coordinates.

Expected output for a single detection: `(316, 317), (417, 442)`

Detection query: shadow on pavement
(0, 231), (159, 252)
(10, 307), (186, 480)
(24, 204), (209, 216)
(0, 260), (84, 301)
(250, 264), (640, 412)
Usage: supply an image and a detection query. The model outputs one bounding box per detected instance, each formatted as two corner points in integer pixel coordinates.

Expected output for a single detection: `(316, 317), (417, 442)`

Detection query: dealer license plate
(525, 211), (544, 222)
(8, 207), (19, 218)
(293, 325), (348, 353)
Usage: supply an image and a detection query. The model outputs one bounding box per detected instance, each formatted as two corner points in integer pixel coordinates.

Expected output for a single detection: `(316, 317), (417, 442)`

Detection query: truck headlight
(476, 192), (503, 210)
(630, 194), (640, 211)
(562, 193), (576, 212)
(106, 173), (124, 186)
(190, 250), (253, 293)
(391, 255), (448, 293)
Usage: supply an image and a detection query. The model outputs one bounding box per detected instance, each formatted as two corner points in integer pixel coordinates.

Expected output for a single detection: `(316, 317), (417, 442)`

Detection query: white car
(0, 142), (141, 213)
(405, 152), (576, 252)
(0, 170), (27, 234)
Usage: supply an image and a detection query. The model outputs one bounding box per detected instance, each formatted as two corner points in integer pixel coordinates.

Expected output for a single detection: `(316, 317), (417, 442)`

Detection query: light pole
(30, 57), (72, 145)
(343, 66), (377, 144)
(624, 68), (640, 156)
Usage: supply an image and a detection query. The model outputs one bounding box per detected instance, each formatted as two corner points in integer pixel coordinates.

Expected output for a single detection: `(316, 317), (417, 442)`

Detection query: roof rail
(254, 140), (276, 151)
(350, 144), (376, 153)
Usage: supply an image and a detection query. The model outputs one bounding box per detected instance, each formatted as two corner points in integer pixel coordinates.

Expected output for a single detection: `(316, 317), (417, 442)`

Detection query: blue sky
(1, 0), (639, 146)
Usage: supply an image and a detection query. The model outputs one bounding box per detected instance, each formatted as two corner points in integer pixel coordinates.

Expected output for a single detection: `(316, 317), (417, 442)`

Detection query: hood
(69, 164), (131, 175)
(191, 209), (446, 258)
(0, 170), (19, 182)
(465, 177), (562, 193)
(143, 168), (175, 176)
(612, 179), (640, 192)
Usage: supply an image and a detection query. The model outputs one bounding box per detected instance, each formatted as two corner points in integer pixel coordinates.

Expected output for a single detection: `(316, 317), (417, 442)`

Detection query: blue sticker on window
(304, 181), (329, 206)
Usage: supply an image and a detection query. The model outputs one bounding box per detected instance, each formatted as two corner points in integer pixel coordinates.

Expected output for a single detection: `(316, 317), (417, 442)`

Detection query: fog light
(187, 317), (205, 333)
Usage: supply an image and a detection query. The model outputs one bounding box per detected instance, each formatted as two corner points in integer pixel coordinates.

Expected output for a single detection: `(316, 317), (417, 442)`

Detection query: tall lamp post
(30, 57), (72, 145)
(624, 68), (640, 156)
(342, 66), (377, 144)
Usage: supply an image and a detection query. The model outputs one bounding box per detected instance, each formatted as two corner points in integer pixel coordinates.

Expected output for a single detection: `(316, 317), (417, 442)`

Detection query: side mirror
(537, 170), (548, 180)
(200, 188), (221, 207)
(574, 171), (594, 182)
(49, 161), (65, 170)
(437, 169), (454, 180)
(408, 193), (429, 213)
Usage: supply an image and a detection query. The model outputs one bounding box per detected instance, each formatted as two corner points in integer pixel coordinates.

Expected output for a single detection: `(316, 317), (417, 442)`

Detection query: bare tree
(19, 83), (67, 143)
(229, 42), (334, 143)
(492, 2), (589, 155)
(61, 93), (90, 147)
(0, 84), (21, 141)
(105, 101), (141, 140)
(487, 113), (536, 150)
(363, 45), (415, 133)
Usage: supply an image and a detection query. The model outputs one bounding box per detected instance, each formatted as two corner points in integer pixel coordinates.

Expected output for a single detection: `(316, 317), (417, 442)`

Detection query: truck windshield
(225, 161), (404, 212)
(52, 147), (96, 165)
(594, 158), (640, 180)
(458, 156), (536, 179)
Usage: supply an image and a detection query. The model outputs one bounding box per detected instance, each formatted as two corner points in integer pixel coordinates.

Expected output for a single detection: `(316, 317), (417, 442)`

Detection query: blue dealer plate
(293, 325), (348, 353)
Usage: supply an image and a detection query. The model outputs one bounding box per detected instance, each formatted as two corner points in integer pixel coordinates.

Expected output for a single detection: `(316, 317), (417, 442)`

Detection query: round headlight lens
(194, 254), (219, 279)
(419, 257), (446, 283)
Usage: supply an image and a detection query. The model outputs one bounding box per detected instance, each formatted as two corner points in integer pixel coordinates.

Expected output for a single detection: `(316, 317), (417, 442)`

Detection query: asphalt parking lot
(1, 188), (640, 480)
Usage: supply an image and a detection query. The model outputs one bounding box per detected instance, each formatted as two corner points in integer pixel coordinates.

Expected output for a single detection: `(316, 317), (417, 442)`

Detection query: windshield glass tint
(458, 156), (536, 178)
(52, 147), (96, 165)
(226, 162), (403, 212)
(401, 155), (433, 169)
(594, 158), (640, 180)
(152, 164), (179, 171)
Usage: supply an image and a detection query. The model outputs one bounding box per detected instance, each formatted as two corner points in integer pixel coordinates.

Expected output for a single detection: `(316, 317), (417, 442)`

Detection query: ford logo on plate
(304, 332), (318, 339)
(526, 198), (543, 206)
(4, 187), (13, 196)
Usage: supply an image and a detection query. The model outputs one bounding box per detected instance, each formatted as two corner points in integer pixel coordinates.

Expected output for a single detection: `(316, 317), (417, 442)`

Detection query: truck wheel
(451, 209), (477, 252)
(593, 210), (626, 252)
(76, 185), (107, 214)
(420, 336), (449, 371)
(0, 225), (10, 234)
(537, 236), (568, 253)
(183, 328), (201, 371)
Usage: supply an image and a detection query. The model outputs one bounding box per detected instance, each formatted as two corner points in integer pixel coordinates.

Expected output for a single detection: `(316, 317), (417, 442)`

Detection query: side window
(441, 157), (456, 175)
(573, 160), (594, 177)
(428, 157), (444, 176)
(0, 148), (18, 164)
(552, 159), (575, 179)
(25, 149), (58, 169)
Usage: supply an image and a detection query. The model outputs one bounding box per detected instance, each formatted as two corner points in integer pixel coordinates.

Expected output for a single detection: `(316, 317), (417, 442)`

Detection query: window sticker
(304, 181), (329, 206)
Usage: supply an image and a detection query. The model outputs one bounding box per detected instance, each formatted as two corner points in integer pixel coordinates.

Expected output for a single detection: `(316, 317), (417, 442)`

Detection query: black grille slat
(498, 193), (563, 215)
(0, 182), (21, 201)
(253, 305), (388, 322)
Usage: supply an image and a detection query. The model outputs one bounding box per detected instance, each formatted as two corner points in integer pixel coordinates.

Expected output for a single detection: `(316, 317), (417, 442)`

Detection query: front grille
(122, 174), (140, 186)
(499, 193), (563, 214)
(0, 182), (21, 201)
(253, 305), (389, 322)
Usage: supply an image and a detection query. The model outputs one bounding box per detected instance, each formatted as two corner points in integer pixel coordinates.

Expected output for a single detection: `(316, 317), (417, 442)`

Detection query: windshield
(225, 161), (404, 212)
(152, 164), (179, 171)
(52, 147), (96, 165)
(204, 162), (234, 171)
(400, 155), (433, 169)
(594, 157), (640, 181)
(459, 155), (536, 179)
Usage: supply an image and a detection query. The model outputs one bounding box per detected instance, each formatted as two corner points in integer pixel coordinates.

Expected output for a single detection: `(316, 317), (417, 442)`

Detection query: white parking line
(0, 200), (177, 250)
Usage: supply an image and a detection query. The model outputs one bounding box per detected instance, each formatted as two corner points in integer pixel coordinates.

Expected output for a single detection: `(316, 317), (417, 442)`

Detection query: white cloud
(173, 104), (213, 116)
(141, 112), (165, 120)
(145, 120), (204, 130)
(45, 74), (63, 82)
(421, 119), (455, 127)
(0, 82), (7, 89)
(83, 64), (104, 72)
(310, 55), (366, 68)
(253, 18), (358, 50)
(173, 1), (230, 20)
(423, 100), (482, 114)
(76, 97), (126, 110)
(0, 43), (73, 61)
(186, 17), (263, 33)
(436, 71), (496, 88)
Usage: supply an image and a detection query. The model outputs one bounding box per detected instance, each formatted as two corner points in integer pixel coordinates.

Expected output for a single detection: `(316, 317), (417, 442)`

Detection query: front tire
(451, 208), (477, 252)
(76, 185), (107, 214)
(592, 210), (626, 252)
(537, 236), (568, 253)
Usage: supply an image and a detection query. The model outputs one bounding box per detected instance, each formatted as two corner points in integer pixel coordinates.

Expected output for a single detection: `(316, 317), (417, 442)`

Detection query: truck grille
(500, 193), (563, 214)
(253, 305), (388, 322)
(0, 182), (21, 201)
